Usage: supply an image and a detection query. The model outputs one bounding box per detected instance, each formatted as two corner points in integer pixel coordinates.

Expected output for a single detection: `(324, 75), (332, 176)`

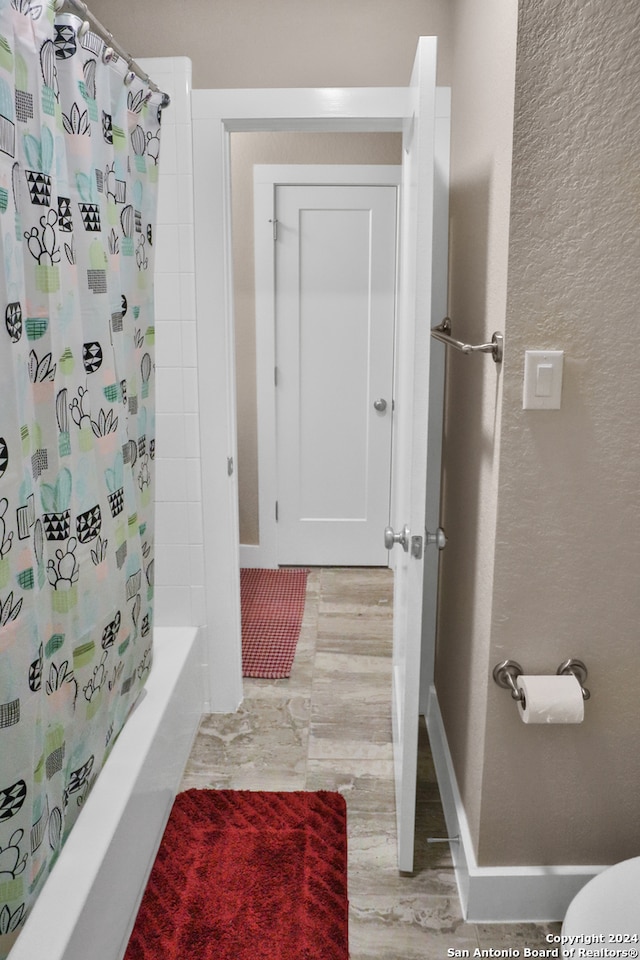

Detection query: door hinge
(269, 218), (278, 241)
(275, 500), (279, 522)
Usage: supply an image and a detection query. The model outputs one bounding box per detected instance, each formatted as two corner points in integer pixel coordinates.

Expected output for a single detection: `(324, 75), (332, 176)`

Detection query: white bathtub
(9, 627), (204, 960)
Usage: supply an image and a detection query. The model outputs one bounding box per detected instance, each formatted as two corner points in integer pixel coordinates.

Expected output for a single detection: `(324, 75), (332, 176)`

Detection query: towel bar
(431, 317), (503, 364)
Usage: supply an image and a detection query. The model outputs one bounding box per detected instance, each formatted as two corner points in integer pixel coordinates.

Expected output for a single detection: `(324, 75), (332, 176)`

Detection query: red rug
(124, 789), (348, 960)
(240, 567), (309, 678)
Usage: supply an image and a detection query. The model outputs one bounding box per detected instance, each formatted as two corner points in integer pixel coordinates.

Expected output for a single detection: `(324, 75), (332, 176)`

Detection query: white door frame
(192, 81), (450, 713)
(244, 164), (402, 570)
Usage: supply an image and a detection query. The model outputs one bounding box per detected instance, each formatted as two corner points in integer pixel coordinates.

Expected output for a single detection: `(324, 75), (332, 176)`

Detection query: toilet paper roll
(516, 674), (584, 724)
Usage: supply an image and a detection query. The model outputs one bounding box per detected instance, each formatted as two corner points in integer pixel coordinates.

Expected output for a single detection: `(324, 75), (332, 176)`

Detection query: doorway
(230, 135), (403, 568)
(246, 163), (402, 567)
(191, 76), (448, 722)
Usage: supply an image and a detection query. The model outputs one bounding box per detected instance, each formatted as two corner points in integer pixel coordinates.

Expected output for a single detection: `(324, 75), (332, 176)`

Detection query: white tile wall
(139, 57), (205, 630)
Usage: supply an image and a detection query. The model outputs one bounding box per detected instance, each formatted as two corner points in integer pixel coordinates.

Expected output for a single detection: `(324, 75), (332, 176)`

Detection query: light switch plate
(523, 350), (564, 410)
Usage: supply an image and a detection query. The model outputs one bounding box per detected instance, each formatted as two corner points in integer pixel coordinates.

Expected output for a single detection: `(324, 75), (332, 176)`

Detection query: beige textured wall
(88, 0), (452, 88)
(232, 133), (402, 545)
(437, 0), (640, 866)
(479, 0), (640, 866)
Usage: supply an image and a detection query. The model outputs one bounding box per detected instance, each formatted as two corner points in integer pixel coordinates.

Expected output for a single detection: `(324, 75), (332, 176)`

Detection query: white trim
(239, 543), (263, 568)
(193, 103), (244, 713)
(425, 686), (606, 922)
(192, 87), (412, 130)
(419, 90), (450, 709)
(251, 164), (402, 568)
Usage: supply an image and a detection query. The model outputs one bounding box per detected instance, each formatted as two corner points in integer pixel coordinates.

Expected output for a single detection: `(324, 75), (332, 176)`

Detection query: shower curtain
(0, 3), (161, 954)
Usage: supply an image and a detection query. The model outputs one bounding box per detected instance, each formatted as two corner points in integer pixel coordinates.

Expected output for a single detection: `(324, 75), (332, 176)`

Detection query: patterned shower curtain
(0, 3), (161, 954)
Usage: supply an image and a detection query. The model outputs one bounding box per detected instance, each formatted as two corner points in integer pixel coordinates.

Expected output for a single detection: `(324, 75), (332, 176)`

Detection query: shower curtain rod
(55, 0), (171, 108)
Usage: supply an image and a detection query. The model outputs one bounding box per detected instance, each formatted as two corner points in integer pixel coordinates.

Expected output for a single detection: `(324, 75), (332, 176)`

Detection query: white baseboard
(239, 543), (277, 568)
(425, 686), (606, 922)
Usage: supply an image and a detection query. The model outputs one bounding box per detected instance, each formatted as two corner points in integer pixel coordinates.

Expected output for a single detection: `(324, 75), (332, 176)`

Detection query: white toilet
(562, 857), (640, 935)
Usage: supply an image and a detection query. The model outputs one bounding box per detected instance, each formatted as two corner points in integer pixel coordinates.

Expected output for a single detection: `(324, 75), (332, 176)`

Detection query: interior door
(275, 183), (397, 566)
(391, 37), (441, 872)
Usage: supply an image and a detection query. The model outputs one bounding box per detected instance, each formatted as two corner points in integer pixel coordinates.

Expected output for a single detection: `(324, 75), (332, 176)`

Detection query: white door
(275, 183), (397, 566)
(391, 38), (443, 872)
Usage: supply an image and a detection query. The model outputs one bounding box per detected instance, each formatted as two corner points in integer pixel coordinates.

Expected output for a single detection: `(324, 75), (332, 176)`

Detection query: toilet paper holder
(493, 658), (590, 705)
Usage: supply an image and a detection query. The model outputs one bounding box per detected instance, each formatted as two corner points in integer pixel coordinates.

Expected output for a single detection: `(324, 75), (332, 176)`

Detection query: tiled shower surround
(138, 57), (206, 632)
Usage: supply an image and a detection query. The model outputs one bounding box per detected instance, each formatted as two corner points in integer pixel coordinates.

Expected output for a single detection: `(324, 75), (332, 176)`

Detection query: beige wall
(437, 0), (640, 866)
(434, 0), (518, 850)
(483, 0), (640, 866)
(88, 0), (452, 88)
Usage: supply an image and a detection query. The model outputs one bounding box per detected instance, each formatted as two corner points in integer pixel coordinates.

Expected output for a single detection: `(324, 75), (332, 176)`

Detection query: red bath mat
(240, 567), (309, 678)
(124, 789), (349, 960)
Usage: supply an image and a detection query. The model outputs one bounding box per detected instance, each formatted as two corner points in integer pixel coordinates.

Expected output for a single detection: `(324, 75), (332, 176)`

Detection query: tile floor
(181, 567), (561, 958)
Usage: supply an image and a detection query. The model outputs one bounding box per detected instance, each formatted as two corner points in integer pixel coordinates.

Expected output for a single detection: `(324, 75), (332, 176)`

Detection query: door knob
(373, 398), (387, 412)
(384, 524), (410, 551)
(426, 527), (447, 550)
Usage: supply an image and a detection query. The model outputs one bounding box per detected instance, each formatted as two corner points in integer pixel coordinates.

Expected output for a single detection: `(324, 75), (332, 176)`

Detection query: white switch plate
(523, 350), (564, 410)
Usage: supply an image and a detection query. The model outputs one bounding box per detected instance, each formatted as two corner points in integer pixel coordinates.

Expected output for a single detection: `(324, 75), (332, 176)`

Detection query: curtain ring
(124, 70), (136, 86)
(53, 0), (65, 11)
(78, 20), (90, 39)
(102, 46), (114, 64)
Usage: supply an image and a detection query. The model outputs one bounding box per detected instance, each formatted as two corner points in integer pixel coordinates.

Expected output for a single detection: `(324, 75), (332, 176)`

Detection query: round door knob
(426, 527), (447, 550)
(384, 524), (410, 551)
(373, 398), (387, 412)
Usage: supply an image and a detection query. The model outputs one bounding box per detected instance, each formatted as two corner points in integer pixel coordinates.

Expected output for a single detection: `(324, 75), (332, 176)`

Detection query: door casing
(245, 165), (402, 570)
(192, 80), (450, 715)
